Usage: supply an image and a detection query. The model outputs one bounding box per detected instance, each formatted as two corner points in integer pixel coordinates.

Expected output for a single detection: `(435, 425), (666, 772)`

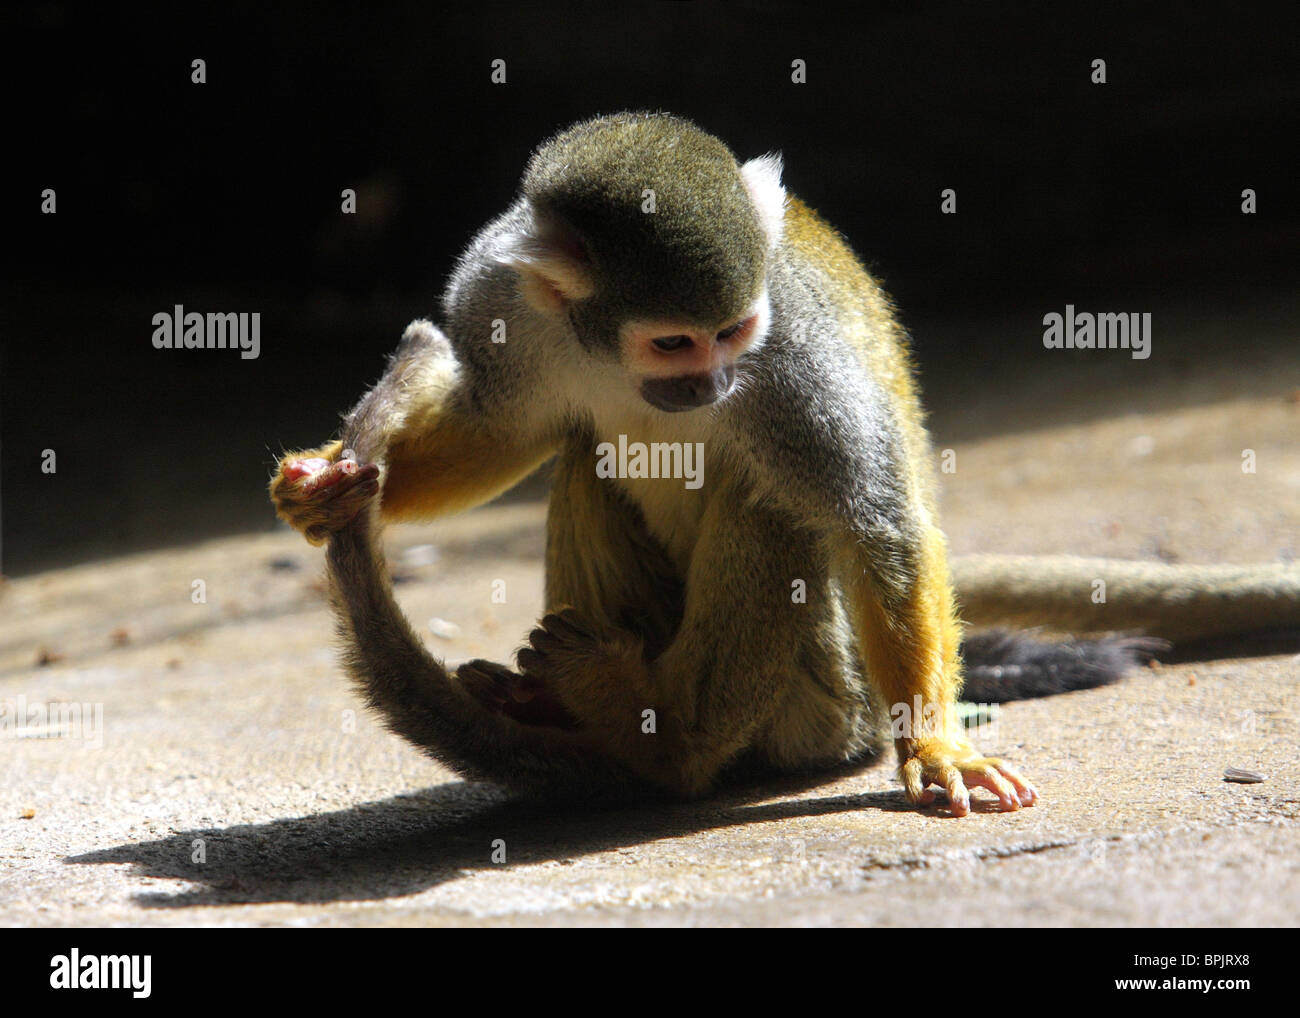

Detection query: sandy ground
(3, 309), (1299, 927)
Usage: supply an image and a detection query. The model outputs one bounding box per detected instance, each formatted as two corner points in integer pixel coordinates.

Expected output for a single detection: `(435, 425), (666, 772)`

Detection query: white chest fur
(586, 394), (718, 570)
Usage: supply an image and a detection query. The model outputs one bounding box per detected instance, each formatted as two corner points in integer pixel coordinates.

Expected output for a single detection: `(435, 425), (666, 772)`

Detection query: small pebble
(428, 617), (461, 640)
(36, 647), (65, 667)
(1127, 435), (1155, 457)
(400, 544), (440, 568)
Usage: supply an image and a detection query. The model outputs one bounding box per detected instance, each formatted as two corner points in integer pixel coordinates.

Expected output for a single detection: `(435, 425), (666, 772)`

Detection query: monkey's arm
(835, 525), (1034, 814)
(722, 342), (1034, 815)
(270, 320), (555, 543)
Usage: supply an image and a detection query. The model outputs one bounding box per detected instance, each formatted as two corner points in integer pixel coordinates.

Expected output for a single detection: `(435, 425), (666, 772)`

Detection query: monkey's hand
(898, 737), (1038, 817)
(269, 443), (381, 546)
(513, 608), (655, 748)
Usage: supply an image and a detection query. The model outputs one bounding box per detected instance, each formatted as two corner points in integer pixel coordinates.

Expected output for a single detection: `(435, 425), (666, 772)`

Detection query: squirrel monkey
(270, 113), (1300, 814)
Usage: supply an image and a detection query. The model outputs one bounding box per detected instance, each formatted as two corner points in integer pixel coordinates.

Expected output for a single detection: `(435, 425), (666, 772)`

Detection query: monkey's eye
(716, 315), (757, 342)
(652, 335), (693, 352)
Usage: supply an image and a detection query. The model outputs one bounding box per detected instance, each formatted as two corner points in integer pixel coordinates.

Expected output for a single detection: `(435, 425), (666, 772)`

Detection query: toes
(330, 463), (380, 500)
(903, 743), (1038, 816)
(294, 459), (379, 499)
(296, 460), (346, 494)
(939, 765), (971, 817)
(282, 457), (332, 482)
(304, 460), (357, 496)
(516, 646), (544, 674)
(535, 609), (595, 647)
(992, 760), (1038, 806)
(463, 659), (515, 683)
(458, 660), (518, 709)
(901, 757), (927, 804)
(964, 764), (1021, 811)
(458, 669), (505, 709)
(353, 462), (381, 488)
(526, 628), (563, 655)
(525, 608), (599, 660)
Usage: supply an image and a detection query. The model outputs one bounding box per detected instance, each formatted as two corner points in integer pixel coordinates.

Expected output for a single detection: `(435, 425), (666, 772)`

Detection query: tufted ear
(497, 211), (595, 314)
(740, 153), (787, 250)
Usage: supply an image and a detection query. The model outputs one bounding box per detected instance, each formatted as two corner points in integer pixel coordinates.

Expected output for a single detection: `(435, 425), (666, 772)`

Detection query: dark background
(3, 1), (1297, 575)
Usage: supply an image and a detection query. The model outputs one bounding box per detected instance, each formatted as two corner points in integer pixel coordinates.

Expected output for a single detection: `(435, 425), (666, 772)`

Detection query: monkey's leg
(472, 439), (679, 764)
(326, 495), (643, 797)
(840, 524), (1037, 816)
(272, 443), (632, 795)
(542, 437), (685, 654)
(520, 472), (831, 797)
(286, 454), (563, 726)
(513, 605), (656, 753)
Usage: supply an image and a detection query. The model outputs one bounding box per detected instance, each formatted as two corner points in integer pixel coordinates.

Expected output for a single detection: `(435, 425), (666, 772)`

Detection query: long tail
(953, 555), (1300, 702)
(959, 629), (1165, 703)
(326, 509), (627, 795)
(953, 555), (1300, 642)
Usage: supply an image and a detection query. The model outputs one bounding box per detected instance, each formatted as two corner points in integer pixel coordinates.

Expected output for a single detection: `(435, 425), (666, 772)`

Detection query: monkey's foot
(457, 659), (576, 728)
(897, 737), (1038, 817)
(270, 446), (380, 545)
(515, 608), (652, 736)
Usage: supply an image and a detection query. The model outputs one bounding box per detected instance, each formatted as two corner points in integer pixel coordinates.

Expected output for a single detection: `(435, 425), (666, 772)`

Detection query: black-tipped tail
(959, 629), (1167, 703)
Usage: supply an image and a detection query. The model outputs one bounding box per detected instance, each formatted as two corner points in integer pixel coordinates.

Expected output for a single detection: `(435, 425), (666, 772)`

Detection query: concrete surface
(3, 317), (1299, 927)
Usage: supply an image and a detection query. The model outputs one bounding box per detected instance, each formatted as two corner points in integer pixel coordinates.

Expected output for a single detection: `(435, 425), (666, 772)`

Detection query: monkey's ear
(498, 214), (596, 314)
(741, 153), (786, 250)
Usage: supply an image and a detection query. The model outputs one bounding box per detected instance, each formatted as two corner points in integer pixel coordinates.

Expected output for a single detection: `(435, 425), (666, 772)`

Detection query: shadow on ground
(66, 767), (984, 909)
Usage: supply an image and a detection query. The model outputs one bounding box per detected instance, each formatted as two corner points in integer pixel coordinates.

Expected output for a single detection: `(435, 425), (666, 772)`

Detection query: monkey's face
(507, 114), (785, 415)
(618, 290), (770, 412)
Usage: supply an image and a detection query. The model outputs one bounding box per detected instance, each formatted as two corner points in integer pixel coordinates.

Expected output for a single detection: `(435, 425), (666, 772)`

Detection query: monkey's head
(502, 112), (786, 412)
